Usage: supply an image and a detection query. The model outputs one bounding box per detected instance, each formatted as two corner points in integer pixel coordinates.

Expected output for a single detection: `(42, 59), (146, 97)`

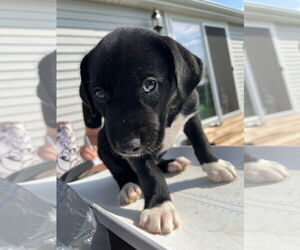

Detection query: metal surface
(70, 146), (244, 250)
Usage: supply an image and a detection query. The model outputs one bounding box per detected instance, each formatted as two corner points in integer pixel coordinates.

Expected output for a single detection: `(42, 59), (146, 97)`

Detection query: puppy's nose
(115, 138), (141, 154)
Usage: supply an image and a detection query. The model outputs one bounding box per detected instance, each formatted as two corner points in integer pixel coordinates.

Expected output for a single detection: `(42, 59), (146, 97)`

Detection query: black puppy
(80, 27), (237, 234)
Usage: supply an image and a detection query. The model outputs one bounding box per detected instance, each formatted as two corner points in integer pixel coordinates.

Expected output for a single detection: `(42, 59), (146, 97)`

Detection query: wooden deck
(77, 114), (300, 180)
(245, 113), (300, 145)
(204, 114), (244, 146)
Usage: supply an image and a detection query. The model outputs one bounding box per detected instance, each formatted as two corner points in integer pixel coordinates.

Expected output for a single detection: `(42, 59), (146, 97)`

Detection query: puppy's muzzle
(114, 138), (142, 156)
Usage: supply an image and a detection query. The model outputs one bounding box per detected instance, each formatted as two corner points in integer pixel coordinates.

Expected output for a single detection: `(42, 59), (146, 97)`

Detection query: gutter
(93, 0), (244, 24)
(245, 1), (300, 25)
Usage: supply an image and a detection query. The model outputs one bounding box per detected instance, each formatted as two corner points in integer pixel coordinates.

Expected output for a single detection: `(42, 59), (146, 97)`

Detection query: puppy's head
(80, 27), (202, 157)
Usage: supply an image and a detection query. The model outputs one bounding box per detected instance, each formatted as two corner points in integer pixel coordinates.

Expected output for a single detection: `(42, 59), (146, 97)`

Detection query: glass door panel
(204, 26), (239, 114)
(245, 27), (292, 115)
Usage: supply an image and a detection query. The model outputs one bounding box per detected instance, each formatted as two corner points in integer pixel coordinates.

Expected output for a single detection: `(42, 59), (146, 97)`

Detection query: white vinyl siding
(57, 0), (153, 144)
(0, 0), (55, 146)
(229, 24), (244, 111)
(275, 24), (300, 111)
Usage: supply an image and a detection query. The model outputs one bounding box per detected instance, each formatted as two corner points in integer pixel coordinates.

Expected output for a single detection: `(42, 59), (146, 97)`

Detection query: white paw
(139, 201), (180, 235)
(118, 182), (142, 206)
(168, 156), (192, 172)
(245, 159), (289, 183)
(202, 159), (237, 183)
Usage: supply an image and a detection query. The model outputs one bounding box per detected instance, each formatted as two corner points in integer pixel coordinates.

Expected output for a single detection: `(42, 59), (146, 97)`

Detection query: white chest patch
(160, 113), (195, 153)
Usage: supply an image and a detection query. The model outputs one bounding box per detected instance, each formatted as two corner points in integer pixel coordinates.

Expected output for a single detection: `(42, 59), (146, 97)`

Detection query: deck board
(245, 114), (300, 145)
(204, 114), (244, 146)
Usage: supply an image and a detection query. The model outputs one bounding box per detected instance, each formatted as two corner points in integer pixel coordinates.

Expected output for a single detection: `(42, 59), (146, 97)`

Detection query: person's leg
(81, 103), (102, 161)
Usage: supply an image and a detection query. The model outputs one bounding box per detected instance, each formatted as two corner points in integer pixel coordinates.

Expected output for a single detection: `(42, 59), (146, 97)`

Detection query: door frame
(202, 21), (241, 120)
(245, 21), (296, 122)
(244, 54), (264, 126)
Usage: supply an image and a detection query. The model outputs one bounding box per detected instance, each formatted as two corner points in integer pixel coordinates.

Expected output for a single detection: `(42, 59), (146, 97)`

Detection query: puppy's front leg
(184, 114), (237, 183)
(244, 152), (289, 183)
(129, 157), (180, 234)
(98, 130), (142, 206)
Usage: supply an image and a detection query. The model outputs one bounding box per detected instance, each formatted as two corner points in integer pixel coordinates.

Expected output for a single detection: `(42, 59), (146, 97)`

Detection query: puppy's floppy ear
(160, 36), (203, 99)
(79, 53), (96, 117)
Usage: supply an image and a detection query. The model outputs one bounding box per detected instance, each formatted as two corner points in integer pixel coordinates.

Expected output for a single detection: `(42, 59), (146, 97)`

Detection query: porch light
(151, 9), (163, 33)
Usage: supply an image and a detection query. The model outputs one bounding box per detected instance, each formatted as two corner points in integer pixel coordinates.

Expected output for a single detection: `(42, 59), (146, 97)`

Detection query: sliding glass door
(168, 17), (240, 125)
(169, 20), (217, 121)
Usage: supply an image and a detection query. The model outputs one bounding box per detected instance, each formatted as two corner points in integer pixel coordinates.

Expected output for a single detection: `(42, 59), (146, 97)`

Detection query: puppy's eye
(142, 79), (157, 93)
(94, 88), (106, 101)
